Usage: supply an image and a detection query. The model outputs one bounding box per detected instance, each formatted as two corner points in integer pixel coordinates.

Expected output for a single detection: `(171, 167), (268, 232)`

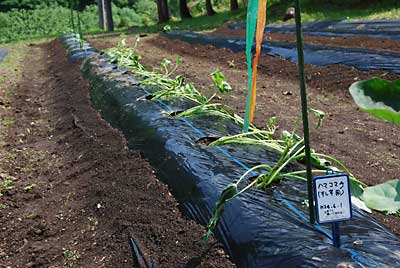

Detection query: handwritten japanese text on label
(314, 174), (351, 223)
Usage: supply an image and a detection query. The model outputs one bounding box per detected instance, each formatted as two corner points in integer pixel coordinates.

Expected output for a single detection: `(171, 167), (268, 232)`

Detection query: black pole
(104, 0), (114, 32)
(332, 222), (341, 247)
(294, 0), (315, 224)
(77, 11), (83, 49)
(69, 1), (75, 32)
(98, 0), (105, 30)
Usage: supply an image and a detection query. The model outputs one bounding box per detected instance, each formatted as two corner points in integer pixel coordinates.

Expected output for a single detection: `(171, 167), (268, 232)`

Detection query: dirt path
(0, 40), (234, 268)
(89, 33), (400, 236)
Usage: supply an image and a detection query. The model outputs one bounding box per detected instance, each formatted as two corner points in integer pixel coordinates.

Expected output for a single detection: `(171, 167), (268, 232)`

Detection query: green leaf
(163, 25), (171, 32)
(349, 78), (400, 124)
(161, 58), (171, 67)
(175, 55), (183, 65)
(211, 70), (232, 93)
(351, 196), (372, 213)
(361, 179), (400, 214)
(280, 130), (301, 143)
(217, 183), (238, 205)
(23, 184), (37, 192)
(205, 183), (237, 240)
(309, 155), (331, 169)
(350, 178), (364, 199)
(309, 108), (325, 128)
(268, 116), (276, 128)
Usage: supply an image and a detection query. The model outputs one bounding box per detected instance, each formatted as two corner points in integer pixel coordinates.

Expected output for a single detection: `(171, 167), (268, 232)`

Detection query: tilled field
(1, 26), (399, 268)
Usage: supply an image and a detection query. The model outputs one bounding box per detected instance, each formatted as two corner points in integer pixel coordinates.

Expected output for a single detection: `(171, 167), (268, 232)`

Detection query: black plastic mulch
(165, 31), (400, 74)
(229, 19), (400, 40)
(0, 49), (9, 63)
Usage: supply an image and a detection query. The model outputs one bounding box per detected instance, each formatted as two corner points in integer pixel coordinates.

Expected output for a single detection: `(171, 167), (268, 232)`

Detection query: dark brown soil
(0, 40), (234, 268)
(88, 33), (400, 236)
(212, 27), (400, 53)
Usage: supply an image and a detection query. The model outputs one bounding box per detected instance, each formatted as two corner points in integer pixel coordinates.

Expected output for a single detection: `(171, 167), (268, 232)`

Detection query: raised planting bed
(60, 34), (98, 62)
(60, 35), (400, 268)
(211, 26), (400, 53)
(164, 30), (400, 74)
(228, 19), (400, 41)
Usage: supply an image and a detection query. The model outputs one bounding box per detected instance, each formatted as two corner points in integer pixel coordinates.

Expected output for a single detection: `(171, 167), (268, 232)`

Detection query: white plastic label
(313, 174), (352, 224)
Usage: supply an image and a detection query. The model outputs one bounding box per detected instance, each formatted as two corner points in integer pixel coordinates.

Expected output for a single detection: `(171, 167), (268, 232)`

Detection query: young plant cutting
(104, 36), (261, 130)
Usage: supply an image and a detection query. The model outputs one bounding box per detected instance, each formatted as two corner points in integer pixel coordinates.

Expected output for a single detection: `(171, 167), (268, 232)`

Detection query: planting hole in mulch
(168, 110), (185, 117)
(195, 136), (221, 146)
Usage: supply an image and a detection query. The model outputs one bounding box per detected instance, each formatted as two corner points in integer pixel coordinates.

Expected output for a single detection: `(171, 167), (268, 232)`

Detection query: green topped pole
(242, 0), (258, 133)
(294, 0), (315, 224)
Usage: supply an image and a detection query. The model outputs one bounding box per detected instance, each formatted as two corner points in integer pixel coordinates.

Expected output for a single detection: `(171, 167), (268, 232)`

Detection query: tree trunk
(103, 0), (114, 31)
(205, 0), (216, 16)
(156, 0), (170, 23)
(230, 0), (239, 11)
(179, 0), (192, 18)
(97, 0), (105, 30)
(161, 0), (170, 21)
(156, 0), (164, 23)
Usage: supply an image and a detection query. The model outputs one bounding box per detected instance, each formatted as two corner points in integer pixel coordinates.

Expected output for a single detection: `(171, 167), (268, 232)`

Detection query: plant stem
(294, 0), (315, 224)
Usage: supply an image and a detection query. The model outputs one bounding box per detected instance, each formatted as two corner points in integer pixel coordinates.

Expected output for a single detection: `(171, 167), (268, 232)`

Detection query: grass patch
(0, 39), (43, 89)
(23, 183), (37, 192)
(0, 179), (14, 197)
(0, 41), (32, 72)
(63, 249), (80, 268)
(0, 119), (15, 126)
(0, 42), (29, 106)
(129, 8), (246, 34)
(267, 0), (400, 24)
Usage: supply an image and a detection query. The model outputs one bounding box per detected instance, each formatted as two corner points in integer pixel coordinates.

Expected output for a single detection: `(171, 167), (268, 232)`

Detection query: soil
(0, 40), (234, 268)
(212, 26), (400, 53)
(88, 32), (400, 236)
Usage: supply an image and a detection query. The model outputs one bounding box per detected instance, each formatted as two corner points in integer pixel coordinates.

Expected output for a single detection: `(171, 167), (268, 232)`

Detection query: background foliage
(0, 0), (153, 11)
(0, 0), (399, 43)
(0, 2), (157, 43)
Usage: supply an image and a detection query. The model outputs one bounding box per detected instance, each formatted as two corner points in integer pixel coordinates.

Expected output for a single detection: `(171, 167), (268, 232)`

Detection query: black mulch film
(0, 49), (9, 63)
(229, 19), (400, 41)
(165, 30), (400, 74)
